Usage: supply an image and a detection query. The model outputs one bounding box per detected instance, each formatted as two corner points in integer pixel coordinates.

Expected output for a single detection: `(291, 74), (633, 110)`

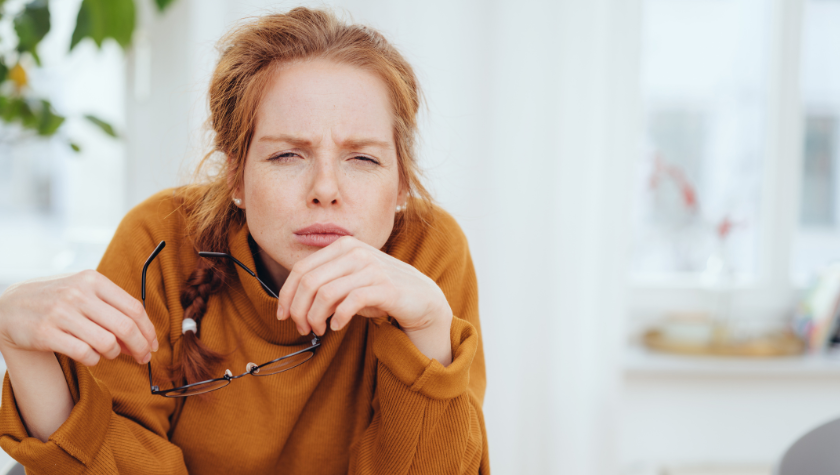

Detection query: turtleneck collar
(226, 220), (307, 345)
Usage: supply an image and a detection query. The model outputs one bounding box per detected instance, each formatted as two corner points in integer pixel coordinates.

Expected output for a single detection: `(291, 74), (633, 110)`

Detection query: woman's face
(236, 58), (405, 279)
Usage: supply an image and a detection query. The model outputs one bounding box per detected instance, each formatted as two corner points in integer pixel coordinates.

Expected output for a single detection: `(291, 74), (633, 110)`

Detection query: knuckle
(129, 299), (145, 319)
(299, 274), (317, 292)
(289, 308), (305, 323)
(84, 350), (101, 366)
(78, 269), (99, 287)
(349, 288), (366, 305)
(47, 306), (72, 328)
(101, 334), (119, 354)
(60, 286), (85, 306)
(349, 246), (370, 262)
(114, 318), (136, 339)
(70, 341), (89, 360)
(291, 261), (307, 276)
(46, 301), (65, 321)
(316, 287), (334, 304)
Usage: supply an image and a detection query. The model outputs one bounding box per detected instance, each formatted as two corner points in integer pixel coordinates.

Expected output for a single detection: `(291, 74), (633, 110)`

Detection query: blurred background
(1, 0), (840, 474)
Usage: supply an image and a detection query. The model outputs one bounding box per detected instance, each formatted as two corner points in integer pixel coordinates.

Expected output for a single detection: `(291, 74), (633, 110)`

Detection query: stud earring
(233, 197), (242, 206)
(396, 203), (406, 212)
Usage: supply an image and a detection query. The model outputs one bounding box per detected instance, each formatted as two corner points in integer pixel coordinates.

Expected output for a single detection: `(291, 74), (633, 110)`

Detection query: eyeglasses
(142, 241), (321, 397)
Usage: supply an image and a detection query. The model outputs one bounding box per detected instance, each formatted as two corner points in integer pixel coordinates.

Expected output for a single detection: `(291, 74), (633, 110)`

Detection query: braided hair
(172, 258), (226, 384)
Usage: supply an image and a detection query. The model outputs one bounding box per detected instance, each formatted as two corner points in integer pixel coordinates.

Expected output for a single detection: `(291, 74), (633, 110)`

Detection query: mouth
(293, 223), (352, 248)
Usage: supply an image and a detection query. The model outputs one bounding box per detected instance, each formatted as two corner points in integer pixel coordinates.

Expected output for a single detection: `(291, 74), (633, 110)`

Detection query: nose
(307, 158), (341, 207)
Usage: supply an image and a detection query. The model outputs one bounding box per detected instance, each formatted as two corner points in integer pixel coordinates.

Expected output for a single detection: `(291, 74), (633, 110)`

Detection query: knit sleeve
(349, 210), (490, 474)
(0, 191), (190, 474)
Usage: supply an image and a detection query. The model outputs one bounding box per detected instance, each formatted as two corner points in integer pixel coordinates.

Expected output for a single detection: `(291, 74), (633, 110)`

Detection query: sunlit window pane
(632, 0), (771, 278)
(792, 0), (840, 282)
(800, 115), (838, 227)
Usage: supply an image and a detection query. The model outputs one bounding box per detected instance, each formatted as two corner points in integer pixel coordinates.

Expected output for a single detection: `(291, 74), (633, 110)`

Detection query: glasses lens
(256, 350), (314, 376)
(164, 378), (230, 397)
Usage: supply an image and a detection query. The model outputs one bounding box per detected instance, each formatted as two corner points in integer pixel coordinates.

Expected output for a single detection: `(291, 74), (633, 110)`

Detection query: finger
(306, 270), (377, 336)
(80, 295), (151, 362)
(56, 310), (122, 361)
(288, 251), (372, 333)
(277, 236), (361, 320)
(85, 270), (159, 351)
(332, 286), (389, 331)
(49, 330), (100, 367)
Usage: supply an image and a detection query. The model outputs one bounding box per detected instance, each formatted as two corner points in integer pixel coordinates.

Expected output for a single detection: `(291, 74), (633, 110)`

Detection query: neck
(251, 242), (290, 296)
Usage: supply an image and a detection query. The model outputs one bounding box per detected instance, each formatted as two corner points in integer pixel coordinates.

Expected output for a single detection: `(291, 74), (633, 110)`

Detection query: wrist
(401, 305), (453, 366)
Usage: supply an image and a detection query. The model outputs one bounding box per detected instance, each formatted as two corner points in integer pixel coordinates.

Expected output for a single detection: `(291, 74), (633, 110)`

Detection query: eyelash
(268, 152), (379, 165)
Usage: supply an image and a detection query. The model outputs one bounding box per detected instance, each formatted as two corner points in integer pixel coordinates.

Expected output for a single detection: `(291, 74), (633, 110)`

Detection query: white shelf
(623, 345), (840, 378)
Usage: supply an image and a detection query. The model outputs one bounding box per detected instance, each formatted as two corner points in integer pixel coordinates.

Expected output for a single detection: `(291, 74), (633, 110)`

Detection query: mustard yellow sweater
(0, 189), (489, 474)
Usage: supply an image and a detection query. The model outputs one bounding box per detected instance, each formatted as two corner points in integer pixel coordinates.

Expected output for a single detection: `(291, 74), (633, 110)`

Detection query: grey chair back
(777, 417), (840, 475)
(0, 462), (23, 475)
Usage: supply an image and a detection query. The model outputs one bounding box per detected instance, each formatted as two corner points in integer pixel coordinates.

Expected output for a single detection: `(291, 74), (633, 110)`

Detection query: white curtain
(128, 1), (642, 473)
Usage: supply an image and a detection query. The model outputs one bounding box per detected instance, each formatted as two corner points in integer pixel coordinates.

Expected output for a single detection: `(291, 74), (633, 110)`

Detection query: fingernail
(330, 319), (339, 331)
(142, 352), (152, 364)
(296, 325), (306, 336)
(152, 339), (159, 352)
(277, 306), (284, 320)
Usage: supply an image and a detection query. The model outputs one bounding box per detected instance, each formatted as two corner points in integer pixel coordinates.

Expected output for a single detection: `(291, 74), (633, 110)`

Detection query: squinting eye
(268, 152), (300, 161)
(354, 156), (379, 164)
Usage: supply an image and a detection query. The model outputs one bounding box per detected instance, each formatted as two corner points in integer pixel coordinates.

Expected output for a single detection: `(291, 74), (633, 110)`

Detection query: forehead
(254, 58), (394, 143)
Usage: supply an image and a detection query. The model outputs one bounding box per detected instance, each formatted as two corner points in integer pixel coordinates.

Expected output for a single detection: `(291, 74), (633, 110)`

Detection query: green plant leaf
(14, 0), (51, 66)
(0, 96), (11, 121)
(36, 100), (64, 136)
(0, 59), (8, 83)
(69, 141), (81, 152)
(0, 97), (65, 136)
(154, 0), (175, 12)
(84, 114), (117, 138)
(70, 0), (135, 51)
(0, 97), (27, 124)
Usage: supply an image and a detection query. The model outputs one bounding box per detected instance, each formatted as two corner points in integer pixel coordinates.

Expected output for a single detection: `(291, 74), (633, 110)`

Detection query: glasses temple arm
(198, 252), (279, 299)
(142, 241), (166, 394)
(142, 241), (166, 309)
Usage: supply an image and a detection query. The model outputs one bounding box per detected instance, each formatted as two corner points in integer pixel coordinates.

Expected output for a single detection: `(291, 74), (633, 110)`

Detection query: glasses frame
(141, 241), (321, 397)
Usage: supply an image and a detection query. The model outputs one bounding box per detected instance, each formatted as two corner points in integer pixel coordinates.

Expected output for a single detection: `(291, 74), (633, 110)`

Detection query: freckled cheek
(351, 185), (398, 246)
(245, 174), (302, 232)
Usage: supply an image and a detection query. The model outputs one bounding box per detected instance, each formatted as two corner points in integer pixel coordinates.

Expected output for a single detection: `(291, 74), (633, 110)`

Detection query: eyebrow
(257, 134), (392, 150)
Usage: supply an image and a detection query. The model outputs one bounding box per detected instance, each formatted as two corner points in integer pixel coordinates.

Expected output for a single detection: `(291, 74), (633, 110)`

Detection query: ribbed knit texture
(0, 189), (490, 474)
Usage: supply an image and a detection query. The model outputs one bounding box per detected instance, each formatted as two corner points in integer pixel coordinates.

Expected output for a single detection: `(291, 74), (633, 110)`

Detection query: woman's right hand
(0, 270), (159, 366)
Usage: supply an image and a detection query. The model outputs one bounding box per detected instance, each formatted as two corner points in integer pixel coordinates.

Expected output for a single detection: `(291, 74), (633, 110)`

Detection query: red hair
(173, 7), (433, 384)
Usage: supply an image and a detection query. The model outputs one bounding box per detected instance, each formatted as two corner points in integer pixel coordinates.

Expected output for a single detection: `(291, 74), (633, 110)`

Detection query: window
(793, 0), (840, 283)
(632, 0), (772, 280)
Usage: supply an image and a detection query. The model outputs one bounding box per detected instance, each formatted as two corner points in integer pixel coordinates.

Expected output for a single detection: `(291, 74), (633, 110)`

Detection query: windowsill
(623, 345), (840, 378)
(629, 273), (760, 290)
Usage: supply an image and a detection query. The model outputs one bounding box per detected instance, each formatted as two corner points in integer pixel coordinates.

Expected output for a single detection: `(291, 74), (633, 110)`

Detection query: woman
(0, 7), (488, 475)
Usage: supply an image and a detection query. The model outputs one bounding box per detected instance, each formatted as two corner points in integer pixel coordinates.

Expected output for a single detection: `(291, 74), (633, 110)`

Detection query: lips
(293, 223), (352, 247)
(293, 223), (352, 236)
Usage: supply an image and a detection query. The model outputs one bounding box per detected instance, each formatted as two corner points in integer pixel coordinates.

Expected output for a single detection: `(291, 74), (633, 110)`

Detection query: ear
(396, 185), (408, 209)
(227, 157), (245, 209)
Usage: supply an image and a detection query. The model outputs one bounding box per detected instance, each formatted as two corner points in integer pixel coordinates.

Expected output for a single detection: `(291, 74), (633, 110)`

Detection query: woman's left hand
(276, 236), (453, 364)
